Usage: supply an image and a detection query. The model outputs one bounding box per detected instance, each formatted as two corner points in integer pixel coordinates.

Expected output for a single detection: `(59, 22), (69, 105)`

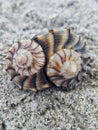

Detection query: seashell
(6, 29), (91, 92)
(46, 49), (82, 87)
(6, 40), (50, 92)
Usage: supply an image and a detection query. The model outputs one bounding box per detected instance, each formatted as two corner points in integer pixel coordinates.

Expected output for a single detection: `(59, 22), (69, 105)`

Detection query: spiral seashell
(6, 29), (91, 92)
(47, 49), (82, 87)
(6, 40), (50, 91)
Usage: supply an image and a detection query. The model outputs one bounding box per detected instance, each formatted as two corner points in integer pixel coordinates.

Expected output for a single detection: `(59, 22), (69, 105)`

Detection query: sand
(0, 0), (98, 129)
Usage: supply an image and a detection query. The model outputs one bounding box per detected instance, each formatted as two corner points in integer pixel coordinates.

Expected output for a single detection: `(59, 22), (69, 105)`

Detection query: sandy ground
(0, 0), (98, 130)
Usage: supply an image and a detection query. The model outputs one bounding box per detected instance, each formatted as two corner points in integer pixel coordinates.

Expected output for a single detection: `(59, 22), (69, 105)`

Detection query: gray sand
(0, 0), (98, 130)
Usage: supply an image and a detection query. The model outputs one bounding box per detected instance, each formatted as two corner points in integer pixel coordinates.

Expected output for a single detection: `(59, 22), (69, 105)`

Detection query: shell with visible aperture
(6, 29), (91, 91)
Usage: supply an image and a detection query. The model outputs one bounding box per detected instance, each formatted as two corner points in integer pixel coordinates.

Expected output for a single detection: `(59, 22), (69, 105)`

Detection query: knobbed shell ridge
(6, 29), (91, 91)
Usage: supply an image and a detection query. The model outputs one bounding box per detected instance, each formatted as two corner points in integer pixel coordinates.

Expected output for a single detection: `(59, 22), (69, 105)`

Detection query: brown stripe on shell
(47, 52), (62, 74)
(31, 50), (43, 55)
(10, 72), (20, 81)
(63, 29), (80, 49)
(49, 65), (60, 73)
(49, 75), (66, 87)
(49, 29), (62, 52)
(6, 67), (16, 80)
(56, 49), (66, 63)
(49, 29), (70, 52)
(49, 75), (64, 81)
(32, 37), (49, 63)
(32, 32), (54, 61)
(13, 75), (28, 89)
(46, 67), (59, 77)
(23, 74), (37, 92)
(29, 44), (39, 51)
(36, 69), (51, 90)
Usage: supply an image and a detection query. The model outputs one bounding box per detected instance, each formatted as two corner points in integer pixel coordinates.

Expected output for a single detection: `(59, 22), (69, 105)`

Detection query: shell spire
(46, 49), (82, 88)
(6, 39), (51, 91)
(6, 40), (46, 76)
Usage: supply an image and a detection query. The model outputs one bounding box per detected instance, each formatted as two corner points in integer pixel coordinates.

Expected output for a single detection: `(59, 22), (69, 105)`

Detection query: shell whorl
(6, 40), (51, 92)
(47, 49), (82, 87)
(6, 40), (45, 76)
